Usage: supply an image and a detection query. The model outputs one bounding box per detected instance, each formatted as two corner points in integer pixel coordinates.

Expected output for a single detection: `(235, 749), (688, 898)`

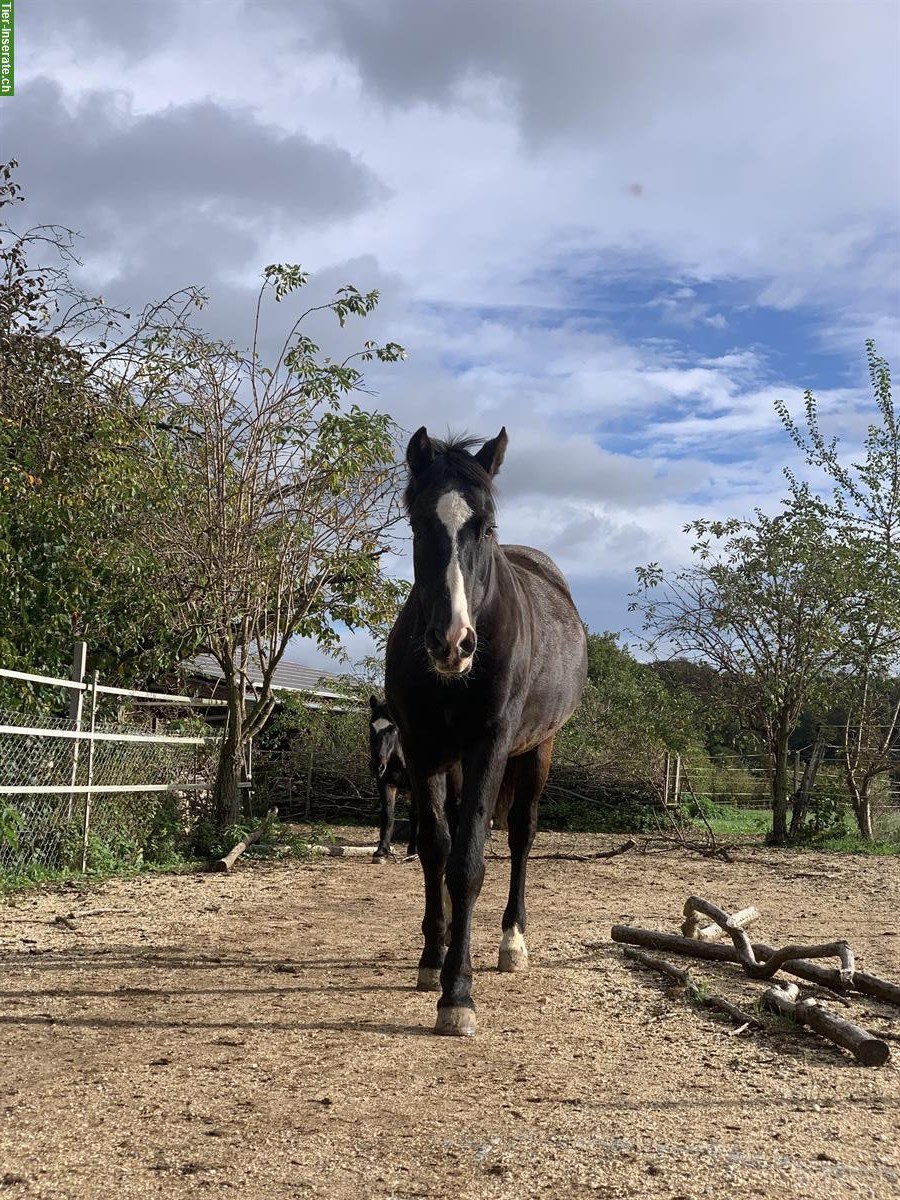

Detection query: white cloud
(3, 0), (897, 661)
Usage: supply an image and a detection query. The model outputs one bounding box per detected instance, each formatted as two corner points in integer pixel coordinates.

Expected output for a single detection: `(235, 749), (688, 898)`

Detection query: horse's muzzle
(426, 624), (476, 676)
(430, 653), (474, 677)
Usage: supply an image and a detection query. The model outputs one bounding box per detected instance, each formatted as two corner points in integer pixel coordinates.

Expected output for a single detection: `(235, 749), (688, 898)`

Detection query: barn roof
(184, 653), (349, 703)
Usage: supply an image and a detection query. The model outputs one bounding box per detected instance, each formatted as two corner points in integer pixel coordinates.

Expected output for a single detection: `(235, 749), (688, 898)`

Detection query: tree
(776, 342), (900, 838)
(631, 507), (852, 844)
(0, 160), (201, 695)
(136, 266), (407, 826)
(584, 629), (702, 754)
(551, 629), (705, 819)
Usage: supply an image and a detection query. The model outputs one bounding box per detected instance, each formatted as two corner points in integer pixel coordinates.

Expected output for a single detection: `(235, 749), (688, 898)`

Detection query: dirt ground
(0, 831), (898, 1200)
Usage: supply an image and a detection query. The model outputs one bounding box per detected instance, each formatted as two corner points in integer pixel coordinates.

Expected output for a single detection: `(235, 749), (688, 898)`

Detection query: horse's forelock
(403, 436), (496, 512)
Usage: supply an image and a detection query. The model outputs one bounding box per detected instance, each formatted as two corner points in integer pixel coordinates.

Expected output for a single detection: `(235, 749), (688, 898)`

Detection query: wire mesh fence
(676, 742), (900, 840)
(3, 650), (898, 865)
(0, 664), (223, 877)
(252, 715), (900, 843)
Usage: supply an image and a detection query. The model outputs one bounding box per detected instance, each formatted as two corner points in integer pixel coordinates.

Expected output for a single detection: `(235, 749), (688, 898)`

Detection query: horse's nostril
(425, 626), (448, 657)
(459, 629), (477, 657)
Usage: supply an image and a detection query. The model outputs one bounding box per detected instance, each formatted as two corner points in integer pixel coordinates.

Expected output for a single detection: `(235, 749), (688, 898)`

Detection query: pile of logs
(612, 897), (898, 1067)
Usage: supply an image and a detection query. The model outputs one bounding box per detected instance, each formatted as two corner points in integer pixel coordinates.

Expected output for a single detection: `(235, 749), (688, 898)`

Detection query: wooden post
(789, 726), (827, 838)
(66, 641), (87, 822)
(663, 751), (671, 808)
(304, 739), (315, 819)
(793, 750), (801, 793)
(81, 671), (99, 873)
(673, 754), (682, 808)
(245, 737), (254, 818)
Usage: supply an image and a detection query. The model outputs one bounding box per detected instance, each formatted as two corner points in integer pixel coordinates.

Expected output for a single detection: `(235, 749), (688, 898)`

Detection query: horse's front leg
(373, 779), (397, 863)
(407, 767), (451, 991)
(436, 739), (509, 1037)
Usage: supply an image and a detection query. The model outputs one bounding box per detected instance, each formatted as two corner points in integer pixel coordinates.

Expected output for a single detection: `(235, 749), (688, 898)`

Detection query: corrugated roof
(185, 653), (347, 699)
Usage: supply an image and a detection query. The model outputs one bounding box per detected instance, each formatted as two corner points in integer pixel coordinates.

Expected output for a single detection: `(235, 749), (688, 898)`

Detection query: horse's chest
(387, 758), (409, 789)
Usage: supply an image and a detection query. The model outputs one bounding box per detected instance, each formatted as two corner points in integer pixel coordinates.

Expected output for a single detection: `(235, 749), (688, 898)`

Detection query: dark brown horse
(385, 427), (587, 1036)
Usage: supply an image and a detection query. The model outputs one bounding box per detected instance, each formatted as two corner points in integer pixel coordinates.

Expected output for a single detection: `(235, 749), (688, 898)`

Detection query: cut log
(213, 808), (278, 872)
(682, 896), (855, 984)
(623, 947), (760, 1028)
(610, 926), (900, 1007)
(306, 844), (381, 857)
(762, 982), (890, 1067)
(682, 905), (760, 942)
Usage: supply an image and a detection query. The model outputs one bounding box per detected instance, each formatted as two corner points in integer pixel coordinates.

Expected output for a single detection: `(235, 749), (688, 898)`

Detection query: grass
(0, 816), (314, 896)
(790, 832), (900, 856)
(0, 857), (206, 899)
(695, 806), (771, 837)
(689, 804), (900, 855)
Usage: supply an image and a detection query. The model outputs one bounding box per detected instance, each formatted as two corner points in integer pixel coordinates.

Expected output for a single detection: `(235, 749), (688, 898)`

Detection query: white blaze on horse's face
(371, 718), (392, 734)
(434, 489), (476, 674)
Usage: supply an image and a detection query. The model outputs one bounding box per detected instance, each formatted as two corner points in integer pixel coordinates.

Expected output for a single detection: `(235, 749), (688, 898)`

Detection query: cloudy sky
(3, 0), (899, 670)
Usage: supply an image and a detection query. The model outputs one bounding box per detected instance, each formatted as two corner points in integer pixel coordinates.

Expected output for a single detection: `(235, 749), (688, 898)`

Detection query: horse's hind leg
(498, 735), (554, 972)
(492, 757), (515, 834)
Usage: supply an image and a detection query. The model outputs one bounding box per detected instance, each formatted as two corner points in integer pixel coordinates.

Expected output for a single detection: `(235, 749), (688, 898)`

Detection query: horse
(384, 427), (587, 1036)
(368, 695), (418, 862)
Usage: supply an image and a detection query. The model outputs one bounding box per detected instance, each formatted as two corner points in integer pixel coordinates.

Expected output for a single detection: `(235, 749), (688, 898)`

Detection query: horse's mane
(403, 433), (496, 510)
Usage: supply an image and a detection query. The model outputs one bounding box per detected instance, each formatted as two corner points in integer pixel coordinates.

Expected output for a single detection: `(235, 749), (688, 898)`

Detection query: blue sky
(2, 0), (898, 670)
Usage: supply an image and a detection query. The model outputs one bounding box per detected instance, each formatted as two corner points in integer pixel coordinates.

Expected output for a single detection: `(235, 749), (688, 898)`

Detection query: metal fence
(672, 744), (900, 838)
(0, 651), (224, 876)
(253, 715), (900, 841)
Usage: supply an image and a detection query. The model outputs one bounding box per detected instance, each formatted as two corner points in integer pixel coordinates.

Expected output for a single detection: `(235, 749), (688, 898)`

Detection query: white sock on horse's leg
(498, 923), (528, 972)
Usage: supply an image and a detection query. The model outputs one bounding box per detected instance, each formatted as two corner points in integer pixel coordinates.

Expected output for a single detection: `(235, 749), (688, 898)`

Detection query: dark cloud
(256, 0), (755, 143)
(25, 0), (182, 61)
(0, 79), (387, 327)
(255, 0), (899, 200)
(5, 79), (385, 231)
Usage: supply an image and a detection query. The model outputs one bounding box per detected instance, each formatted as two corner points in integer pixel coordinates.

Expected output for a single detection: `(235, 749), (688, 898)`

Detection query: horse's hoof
(371, 852), (388, 865)
(498, 924), (529, 973)
(434, 1006), (476, 1037)
(416, 967), (442, 992)
(498, 947), (528, 972)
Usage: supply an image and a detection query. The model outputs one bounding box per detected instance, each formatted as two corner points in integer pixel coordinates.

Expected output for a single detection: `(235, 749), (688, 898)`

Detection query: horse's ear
(475, 427), (508, 477)
(369, 694), (378, 711)
(406, 426), (435, 477)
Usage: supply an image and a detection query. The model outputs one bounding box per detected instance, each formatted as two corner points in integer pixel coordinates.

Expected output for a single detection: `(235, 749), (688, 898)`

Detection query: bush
(793, 765), (851, 842)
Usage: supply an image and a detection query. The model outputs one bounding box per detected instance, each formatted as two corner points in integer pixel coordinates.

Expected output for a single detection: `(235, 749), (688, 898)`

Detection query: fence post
(673, 754), (682, 808)
(793, 750), (801, 793)
(245, 737), (254, 818)
(66, 641), (87, 822)
(305, 741), (315, 820)
(663, 750), (671, 807)
(81, 670), (99, 873)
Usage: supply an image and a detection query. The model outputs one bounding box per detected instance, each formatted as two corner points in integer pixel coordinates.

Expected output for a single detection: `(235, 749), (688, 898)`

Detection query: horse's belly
(508, 699), (579, 758)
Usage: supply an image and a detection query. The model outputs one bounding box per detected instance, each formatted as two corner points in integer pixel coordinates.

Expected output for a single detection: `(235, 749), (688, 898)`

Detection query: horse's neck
(481, 544), (528, 624)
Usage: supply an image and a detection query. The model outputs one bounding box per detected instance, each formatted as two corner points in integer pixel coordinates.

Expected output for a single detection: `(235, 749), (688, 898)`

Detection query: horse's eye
(483, 524), (496, 540)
